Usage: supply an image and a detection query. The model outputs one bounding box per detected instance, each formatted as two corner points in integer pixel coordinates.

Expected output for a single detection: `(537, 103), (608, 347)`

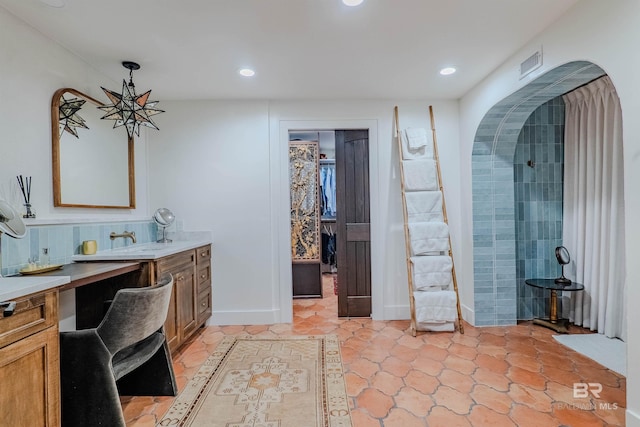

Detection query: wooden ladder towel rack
(394, 105), (464, 336)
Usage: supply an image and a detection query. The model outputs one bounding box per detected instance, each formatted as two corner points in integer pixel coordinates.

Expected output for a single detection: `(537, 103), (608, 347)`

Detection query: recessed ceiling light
(342, 0), (364, 6)
(38, 0), (66, 8)
(239, 68), (255, 77)
(440, 67), (457, 76)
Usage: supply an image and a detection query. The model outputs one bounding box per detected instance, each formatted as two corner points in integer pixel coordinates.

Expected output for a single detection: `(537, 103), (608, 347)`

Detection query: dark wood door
(335, 130), (371, 317)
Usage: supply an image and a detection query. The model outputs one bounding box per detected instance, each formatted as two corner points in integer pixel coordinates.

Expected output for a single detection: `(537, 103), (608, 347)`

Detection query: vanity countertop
(0, 276), (70, 301)
(71, 239), (212, 262)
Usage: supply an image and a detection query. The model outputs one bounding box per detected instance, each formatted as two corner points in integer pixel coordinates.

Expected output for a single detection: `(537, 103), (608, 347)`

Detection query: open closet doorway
(288, 129), (371, 318)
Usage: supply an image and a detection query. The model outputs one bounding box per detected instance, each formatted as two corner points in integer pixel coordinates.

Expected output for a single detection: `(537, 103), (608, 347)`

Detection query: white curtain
(562, 76), (626, 340)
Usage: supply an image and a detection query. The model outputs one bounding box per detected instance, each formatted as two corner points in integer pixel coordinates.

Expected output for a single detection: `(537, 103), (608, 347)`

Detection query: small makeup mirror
(555, 246), (572, 285)
(154, 208), (175, 243)
(0, 200), (26, 278)
(0, 200), (26, 239)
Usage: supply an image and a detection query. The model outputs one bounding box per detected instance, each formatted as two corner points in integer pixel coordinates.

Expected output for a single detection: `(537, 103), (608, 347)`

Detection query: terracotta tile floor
(122, 275), (626, 426)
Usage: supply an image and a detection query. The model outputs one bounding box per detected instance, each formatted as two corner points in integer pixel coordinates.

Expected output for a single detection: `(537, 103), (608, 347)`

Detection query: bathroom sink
(71, 239), (211, 261)
(112, 243), (171, 253)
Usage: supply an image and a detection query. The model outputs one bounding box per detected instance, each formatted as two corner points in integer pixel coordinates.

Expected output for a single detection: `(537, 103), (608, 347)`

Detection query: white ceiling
(0, 0), (579, 101)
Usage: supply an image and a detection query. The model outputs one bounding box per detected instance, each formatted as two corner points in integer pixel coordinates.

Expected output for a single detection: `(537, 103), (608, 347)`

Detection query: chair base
(117, 340), (177, 396)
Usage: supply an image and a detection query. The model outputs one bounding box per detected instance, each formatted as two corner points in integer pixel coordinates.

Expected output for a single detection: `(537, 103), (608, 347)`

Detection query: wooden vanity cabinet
(154, 244), (211, 353)
(155, 250), (197, 352)
(0, 289), (60, 427)
(196, 245), (212, 325)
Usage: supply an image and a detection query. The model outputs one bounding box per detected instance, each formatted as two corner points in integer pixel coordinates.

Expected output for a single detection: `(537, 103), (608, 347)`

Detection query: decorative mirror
(554, 246), (572, 285)
(52, 88), (135, 208)
(154, 208), (175, 243)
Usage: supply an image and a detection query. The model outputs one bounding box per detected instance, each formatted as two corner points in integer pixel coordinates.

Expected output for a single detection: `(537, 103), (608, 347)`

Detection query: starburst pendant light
(98, 61), (164, 138)
(59, 96), (88, 138)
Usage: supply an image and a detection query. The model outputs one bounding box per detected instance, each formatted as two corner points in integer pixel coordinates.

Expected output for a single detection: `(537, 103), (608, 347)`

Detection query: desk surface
(37, 262), (142, 291)
(0, 276), (70, 301)
(525, 278), (584, 291)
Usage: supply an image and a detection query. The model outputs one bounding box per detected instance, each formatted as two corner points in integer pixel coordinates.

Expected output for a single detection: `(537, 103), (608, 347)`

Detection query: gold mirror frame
(52, 88), (135, 209)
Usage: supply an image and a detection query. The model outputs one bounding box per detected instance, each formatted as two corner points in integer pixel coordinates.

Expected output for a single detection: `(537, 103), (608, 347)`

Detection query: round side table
(525, 279), (584, 333)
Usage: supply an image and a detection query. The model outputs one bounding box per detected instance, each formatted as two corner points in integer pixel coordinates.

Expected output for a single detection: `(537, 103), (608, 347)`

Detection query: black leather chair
(60, 275), (177, 427)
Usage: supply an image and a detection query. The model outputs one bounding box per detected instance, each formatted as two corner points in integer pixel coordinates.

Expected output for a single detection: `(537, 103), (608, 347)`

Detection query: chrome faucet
(110, 231), (136, 243)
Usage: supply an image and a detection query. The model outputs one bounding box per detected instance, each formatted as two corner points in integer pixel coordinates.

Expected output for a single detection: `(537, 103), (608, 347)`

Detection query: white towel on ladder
(408, 222), (450, 255)
(414, 290), (457, 322)
(402, 160), (438, 191)
(410, 255), (452, 291)
(400, 131), (433, 160)
(405, 191), (443, 223)
(405, 127), (428, 149)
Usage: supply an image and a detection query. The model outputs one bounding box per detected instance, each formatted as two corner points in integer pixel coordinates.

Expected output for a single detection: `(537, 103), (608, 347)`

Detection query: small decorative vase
(82, 240), (97, 255)
(23, 203), (36, 219)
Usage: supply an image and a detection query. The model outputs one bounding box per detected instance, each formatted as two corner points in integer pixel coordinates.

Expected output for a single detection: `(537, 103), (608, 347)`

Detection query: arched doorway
(471, 61), (606, 326)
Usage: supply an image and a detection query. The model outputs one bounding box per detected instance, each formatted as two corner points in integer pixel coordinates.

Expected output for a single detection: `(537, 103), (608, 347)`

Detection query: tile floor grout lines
(122, 274), (626, 426)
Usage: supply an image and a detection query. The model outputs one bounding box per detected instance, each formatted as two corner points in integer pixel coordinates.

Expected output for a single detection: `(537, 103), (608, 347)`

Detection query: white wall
(5, 0), (635, 422)
(0, 8), (150, 221)
(147, 101), (276, 324)
(147, 100), (460, 325)
(0, 4), (462, 328)
(458, 1), (640, 424)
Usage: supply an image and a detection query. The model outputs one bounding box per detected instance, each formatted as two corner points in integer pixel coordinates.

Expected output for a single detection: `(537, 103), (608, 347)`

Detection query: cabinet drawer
(0, 325), (60, 426)
(197, 290), (211, 319)
(196, 263), (211, 293)
(196, 245), (211, 264)
(157, 250), (195, 275)
(0, 290), (58, 349)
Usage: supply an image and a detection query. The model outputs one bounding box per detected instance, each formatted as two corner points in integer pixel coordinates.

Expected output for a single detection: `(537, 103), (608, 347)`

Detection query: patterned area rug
(157, 335), (352, 427)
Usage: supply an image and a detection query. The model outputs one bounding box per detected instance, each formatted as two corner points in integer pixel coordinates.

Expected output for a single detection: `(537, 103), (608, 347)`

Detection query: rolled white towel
(410, 255), (452, 291)
(402, 160), (438, 191)
(414, 290), (458, 323)
(399, 131), (434, 160)
(405, 191), (443, 223)
(408, 222), (449, 255)
(405, 127), (428, 149)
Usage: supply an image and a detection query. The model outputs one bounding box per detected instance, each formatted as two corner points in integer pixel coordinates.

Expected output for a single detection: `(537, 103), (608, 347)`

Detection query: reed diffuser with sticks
(17, 175), (35, 218)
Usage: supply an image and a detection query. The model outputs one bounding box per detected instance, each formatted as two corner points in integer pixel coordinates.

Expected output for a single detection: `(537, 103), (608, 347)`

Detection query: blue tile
(1, 220), (155, 274)
(475, 314), (496, 326)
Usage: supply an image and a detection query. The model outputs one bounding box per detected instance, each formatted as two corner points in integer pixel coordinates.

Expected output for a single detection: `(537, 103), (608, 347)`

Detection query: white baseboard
(382, 304), (410, 320)
(207, 304), (474, 326)
(208, 309), (282, 326)
(628, 409), (640, 427)
(461, 303), (474, 326)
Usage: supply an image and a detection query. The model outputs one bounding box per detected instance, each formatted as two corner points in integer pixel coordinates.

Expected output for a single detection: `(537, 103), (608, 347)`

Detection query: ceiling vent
(519, 47), (543, 79)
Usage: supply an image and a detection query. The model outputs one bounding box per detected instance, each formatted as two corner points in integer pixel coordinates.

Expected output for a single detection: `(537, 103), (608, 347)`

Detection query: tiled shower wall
(471, 61), (605, 326)
(513, 97), (565, 319)
(0, 220), (156, 276)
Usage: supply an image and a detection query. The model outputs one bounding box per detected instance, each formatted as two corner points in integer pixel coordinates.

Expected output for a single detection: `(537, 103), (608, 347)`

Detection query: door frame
(275, 119), (380, 323)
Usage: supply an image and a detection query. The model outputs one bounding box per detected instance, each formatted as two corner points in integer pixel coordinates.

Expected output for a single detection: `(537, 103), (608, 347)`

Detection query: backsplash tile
(514, 96), (565, 319)
(1, 220), (156, 276)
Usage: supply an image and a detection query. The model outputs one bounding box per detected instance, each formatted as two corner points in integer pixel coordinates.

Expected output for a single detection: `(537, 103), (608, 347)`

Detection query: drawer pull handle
(201, 252), (207, 257)
(0, 301), (16, 317)
(201, 274), (206, 279)
(177, 275), (184, 281)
